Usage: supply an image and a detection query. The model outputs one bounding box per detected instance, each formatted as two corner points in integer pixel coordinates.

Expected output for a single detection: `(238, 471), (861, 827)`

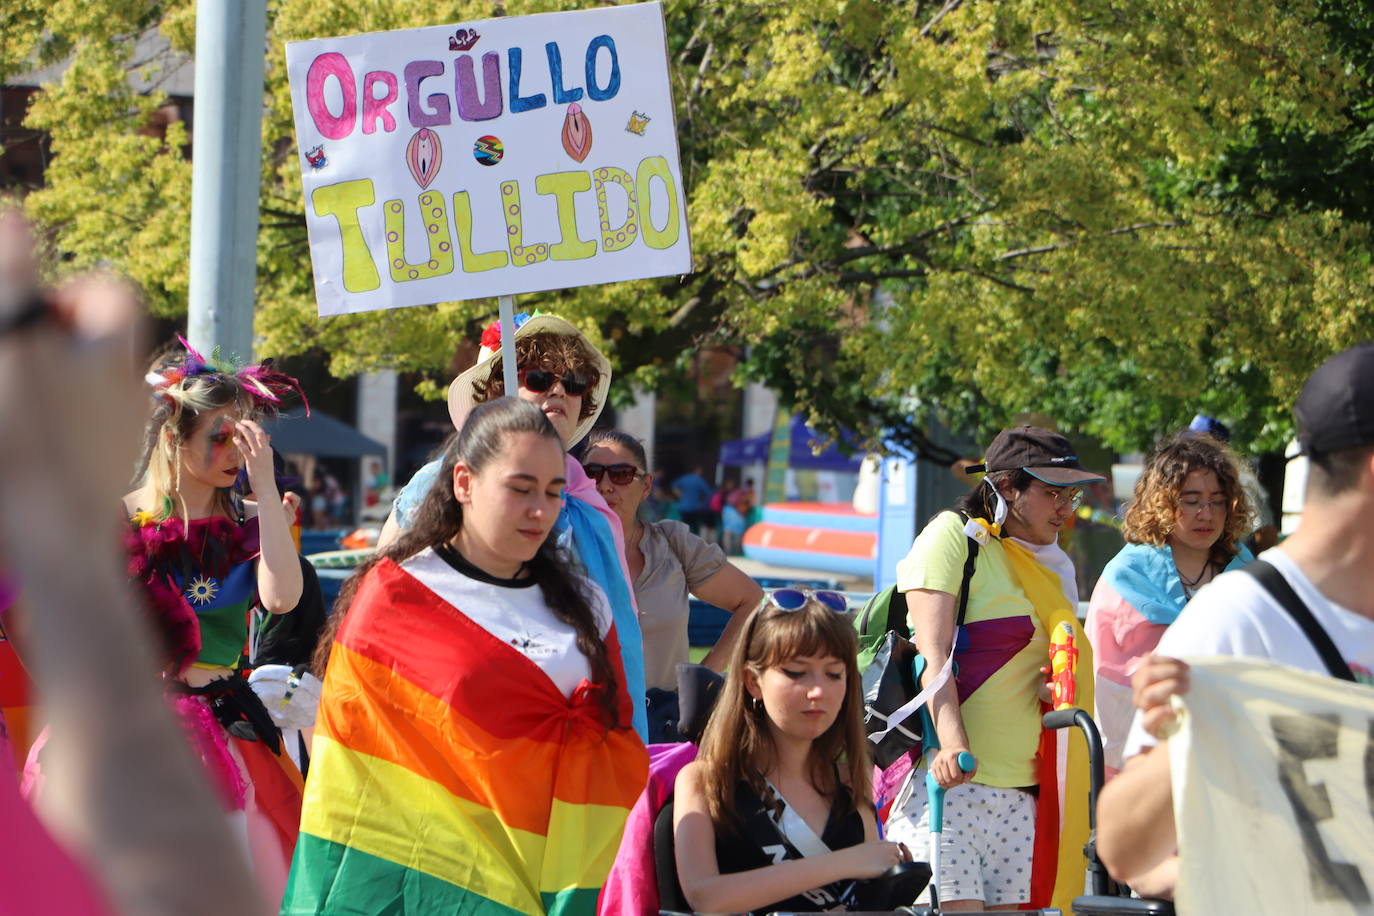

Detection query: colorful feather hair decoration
(145, 339), (309, 417)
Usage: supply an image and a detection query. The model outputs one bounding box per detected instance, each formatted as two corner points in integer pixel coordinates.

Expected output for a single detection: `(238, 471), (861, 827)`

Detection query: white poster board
(285, 2), (691, 316)
(1171, 658), (1374, 915)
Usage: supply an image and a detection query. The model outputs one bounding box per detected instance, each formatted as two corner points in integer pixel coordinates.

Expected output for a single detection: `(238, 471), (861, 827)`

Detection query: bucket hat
(446, 313), (612, 448)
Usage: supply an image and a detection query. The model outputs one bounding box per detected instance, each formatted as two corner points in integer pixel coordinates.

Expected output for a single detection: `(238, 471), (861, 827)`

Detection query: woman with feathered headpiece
(117, 338), (309, 900)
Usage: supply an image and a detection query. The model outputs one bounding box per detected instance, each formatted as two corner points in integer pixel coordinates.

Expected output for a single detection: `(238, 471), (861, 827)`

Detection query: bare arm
(239, 420), (302, 614)
(1126, 854), (1178, 900)
(696, 563), (765, 671)
(906, 588), (975, 787)
(1097, 744), (1176, 885)
(0, 238), (262, 914)
(1096, 654), (1190, 889)
(672, 762), (905, 914)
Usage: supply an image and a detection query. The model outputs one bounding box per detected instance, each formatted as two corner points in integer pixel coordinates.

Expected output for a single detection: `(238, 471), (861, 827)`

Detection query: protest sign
(285, 2), (690, 316)
(1170, 658), (1374, 914)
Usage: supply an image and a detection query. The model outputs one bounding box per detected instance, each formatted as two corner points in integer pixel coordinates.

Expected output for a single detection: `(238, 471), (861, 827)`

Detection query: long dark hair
(696, 600), (870, 833)
(313, 398), (622, 728)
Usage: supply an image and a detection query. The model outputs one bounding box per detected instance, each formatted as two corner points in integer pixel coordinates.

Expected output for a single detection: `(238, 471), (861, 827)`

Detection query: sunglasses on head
(518, 368), (591, 396)
(583, 462), (643, 486)
(765, 588), (849, 615)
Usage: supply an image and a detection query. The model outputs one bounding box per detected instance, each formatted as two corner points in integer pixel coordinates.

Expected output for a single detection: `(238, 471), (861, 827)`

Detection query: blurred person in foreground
(0, 209), (263, 914)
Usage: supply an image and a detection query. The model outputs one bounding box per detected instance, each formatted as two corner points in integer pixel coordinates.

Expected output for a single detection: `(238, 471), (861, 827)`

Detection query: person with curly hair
(1099, 345), (1374, 899)
(1084, 432), (1256, 776)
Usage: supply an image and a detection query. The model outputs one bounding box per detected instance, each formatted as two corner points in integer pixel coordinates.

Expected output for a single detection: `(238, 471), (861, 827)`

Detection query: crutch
(913, 655), (976, 912)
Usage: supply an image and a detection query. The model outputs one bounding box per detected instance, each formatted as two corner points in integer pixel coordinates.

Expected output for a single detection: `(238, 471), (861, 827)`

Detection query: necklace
(1176, 559), (1211, 589)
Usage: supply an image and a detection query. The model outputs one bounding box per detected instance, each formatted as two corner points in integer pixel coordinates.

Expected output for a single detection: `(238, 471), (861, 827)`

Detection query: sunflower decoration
(185, 575), (220, 606)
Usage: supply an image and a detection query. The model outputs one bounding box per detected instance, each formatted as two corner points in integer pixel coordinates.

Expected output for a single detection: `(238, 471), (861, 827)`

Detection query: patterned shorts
(884, 768), (1036, 907)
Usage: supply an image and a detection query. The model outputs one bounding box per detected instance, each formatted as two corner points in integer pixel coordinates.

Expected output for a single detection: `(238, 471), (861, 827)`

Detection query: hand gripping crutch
(913, 654), (976, 912)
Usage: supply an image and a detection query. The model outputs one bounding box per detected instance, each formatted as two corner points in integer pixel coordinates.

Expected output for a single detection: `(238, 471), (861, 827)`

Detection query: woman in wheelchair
(672, 591), (914, 914)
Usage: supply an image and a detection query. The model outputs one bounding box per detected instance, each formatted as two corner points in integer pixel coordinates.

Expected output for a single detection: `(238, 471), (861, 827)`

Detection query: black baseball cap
(966, 426), (1107, 487)
(1296, 343), (1374, 455)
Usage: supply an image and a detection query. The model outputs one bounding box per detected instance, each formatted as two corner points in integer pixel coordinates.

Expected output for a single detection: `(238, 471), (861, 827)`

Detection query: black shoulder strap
(955, 511), (980, 628)
(874, 511), (982, 638)
(1244, 559), (1355, 682)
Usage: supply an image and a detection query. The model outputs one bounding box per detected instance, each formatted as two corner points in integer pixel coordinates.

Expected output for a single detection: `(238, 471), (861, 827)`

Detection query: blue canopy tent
(718, 416), (864, 473)
(262, 408), (385, 458)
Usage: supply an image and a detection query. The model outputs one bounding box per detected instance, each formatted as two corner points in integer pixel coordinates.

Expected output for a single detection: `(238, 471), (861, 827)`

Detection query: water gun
(1048, 620), (1078, 710)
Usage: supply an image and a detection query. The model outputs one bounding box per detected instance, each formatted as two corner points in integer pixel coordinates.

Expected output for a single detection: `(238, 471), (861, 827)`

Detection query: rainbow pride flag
(281, 557), (648, 916)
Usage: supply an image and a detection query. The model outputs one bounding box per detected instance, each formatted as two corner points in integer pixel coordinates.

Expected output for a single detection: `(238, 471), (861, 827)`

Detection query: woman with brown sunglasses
(583, 429), (762, 740)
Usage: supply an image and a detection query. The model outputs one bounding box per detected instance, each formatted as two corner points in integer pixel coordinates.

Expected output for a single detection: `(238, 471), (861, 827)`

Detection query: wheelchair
(647, 668), (1168, 915)
(1041, 708), (1174, 916)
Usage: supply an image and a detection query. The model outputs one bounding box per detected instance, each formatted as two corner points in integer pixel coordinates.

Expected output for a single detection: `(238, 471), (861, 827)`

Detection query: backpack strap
(1243, 559), (1355, 682)
(870, 511), (982, 638)
(954, 511), (980, 629)
(853, 584), (899, 638)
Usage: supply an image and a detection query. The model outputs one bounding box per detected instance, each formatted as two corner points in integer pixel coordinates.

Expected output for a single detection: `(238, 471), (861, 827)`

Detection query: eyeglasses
(1178, 496), (1228, 515)
(1035, 483), (1082, 511)
(583, 462), (643, 486)
(518, 368), (591, 396)
(766, 588), (849, 615)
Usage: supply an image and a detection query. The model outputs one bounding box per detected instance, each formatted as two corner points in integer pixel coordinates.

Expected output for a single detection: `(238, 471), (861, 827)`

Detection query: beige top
(634, 519), (728, 690)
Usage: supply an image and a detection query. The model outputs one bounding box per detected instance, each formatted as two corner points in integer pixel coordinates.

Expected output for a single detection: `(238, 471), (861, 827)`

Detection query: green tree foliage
(4, 0), (1373, 458)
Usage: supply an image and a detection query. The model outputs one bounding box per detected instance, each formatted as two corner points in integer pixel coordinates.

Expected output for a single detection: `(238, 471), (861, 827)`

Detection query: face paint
(179, 405), (249, 491)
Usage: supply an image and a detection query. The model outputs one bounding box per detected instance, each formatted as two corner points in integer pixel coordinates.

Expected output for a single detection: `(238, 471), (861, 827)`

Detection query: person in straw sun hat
(447, 312), (612, 448)
(376, 312), (647, 739)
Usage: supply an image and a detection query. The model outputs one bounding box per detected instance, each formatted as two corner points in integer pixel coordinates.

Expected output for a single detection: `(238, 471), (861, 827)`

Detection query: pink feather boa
(170, 693), (247, 810)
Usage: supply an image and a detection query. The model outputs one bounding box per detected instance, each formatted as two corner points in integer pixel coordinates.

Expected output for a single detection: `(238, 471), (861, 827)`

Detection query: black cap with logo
(966, 426), (1107, 487)
(1296, 342), (1374, 455)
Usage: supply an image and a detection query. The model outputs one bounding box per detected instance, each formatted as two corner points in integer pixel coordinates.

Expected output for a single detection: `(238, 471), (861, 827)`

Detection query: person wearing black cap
(883, 426), (1107, 910)
(1098, 343), (1374, 897)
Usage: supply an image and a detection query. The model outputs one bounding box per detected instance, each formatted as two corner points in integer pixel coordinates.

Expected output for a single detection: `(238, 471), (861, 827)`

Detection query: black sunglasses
(519, 368), (591, 396)
(583, 462), (643, 486)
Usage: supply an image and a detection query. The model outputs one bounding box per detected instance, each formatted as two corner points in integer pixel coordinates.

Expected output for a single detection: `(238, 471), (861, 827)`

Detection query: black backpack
(855, 511), (982, 767)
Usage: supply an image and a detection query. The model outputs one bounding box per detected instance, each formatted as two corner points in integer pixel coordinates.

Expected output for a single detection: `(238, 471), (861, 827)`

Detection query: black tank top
(713, 778), (867, 914)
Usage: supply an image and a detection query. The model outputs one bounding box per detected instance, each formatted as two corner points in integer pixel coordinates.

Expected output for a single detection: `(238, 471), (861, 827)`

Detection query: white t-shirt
(402, 546), (613, 699)
(1123, 546), (1374, 758)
